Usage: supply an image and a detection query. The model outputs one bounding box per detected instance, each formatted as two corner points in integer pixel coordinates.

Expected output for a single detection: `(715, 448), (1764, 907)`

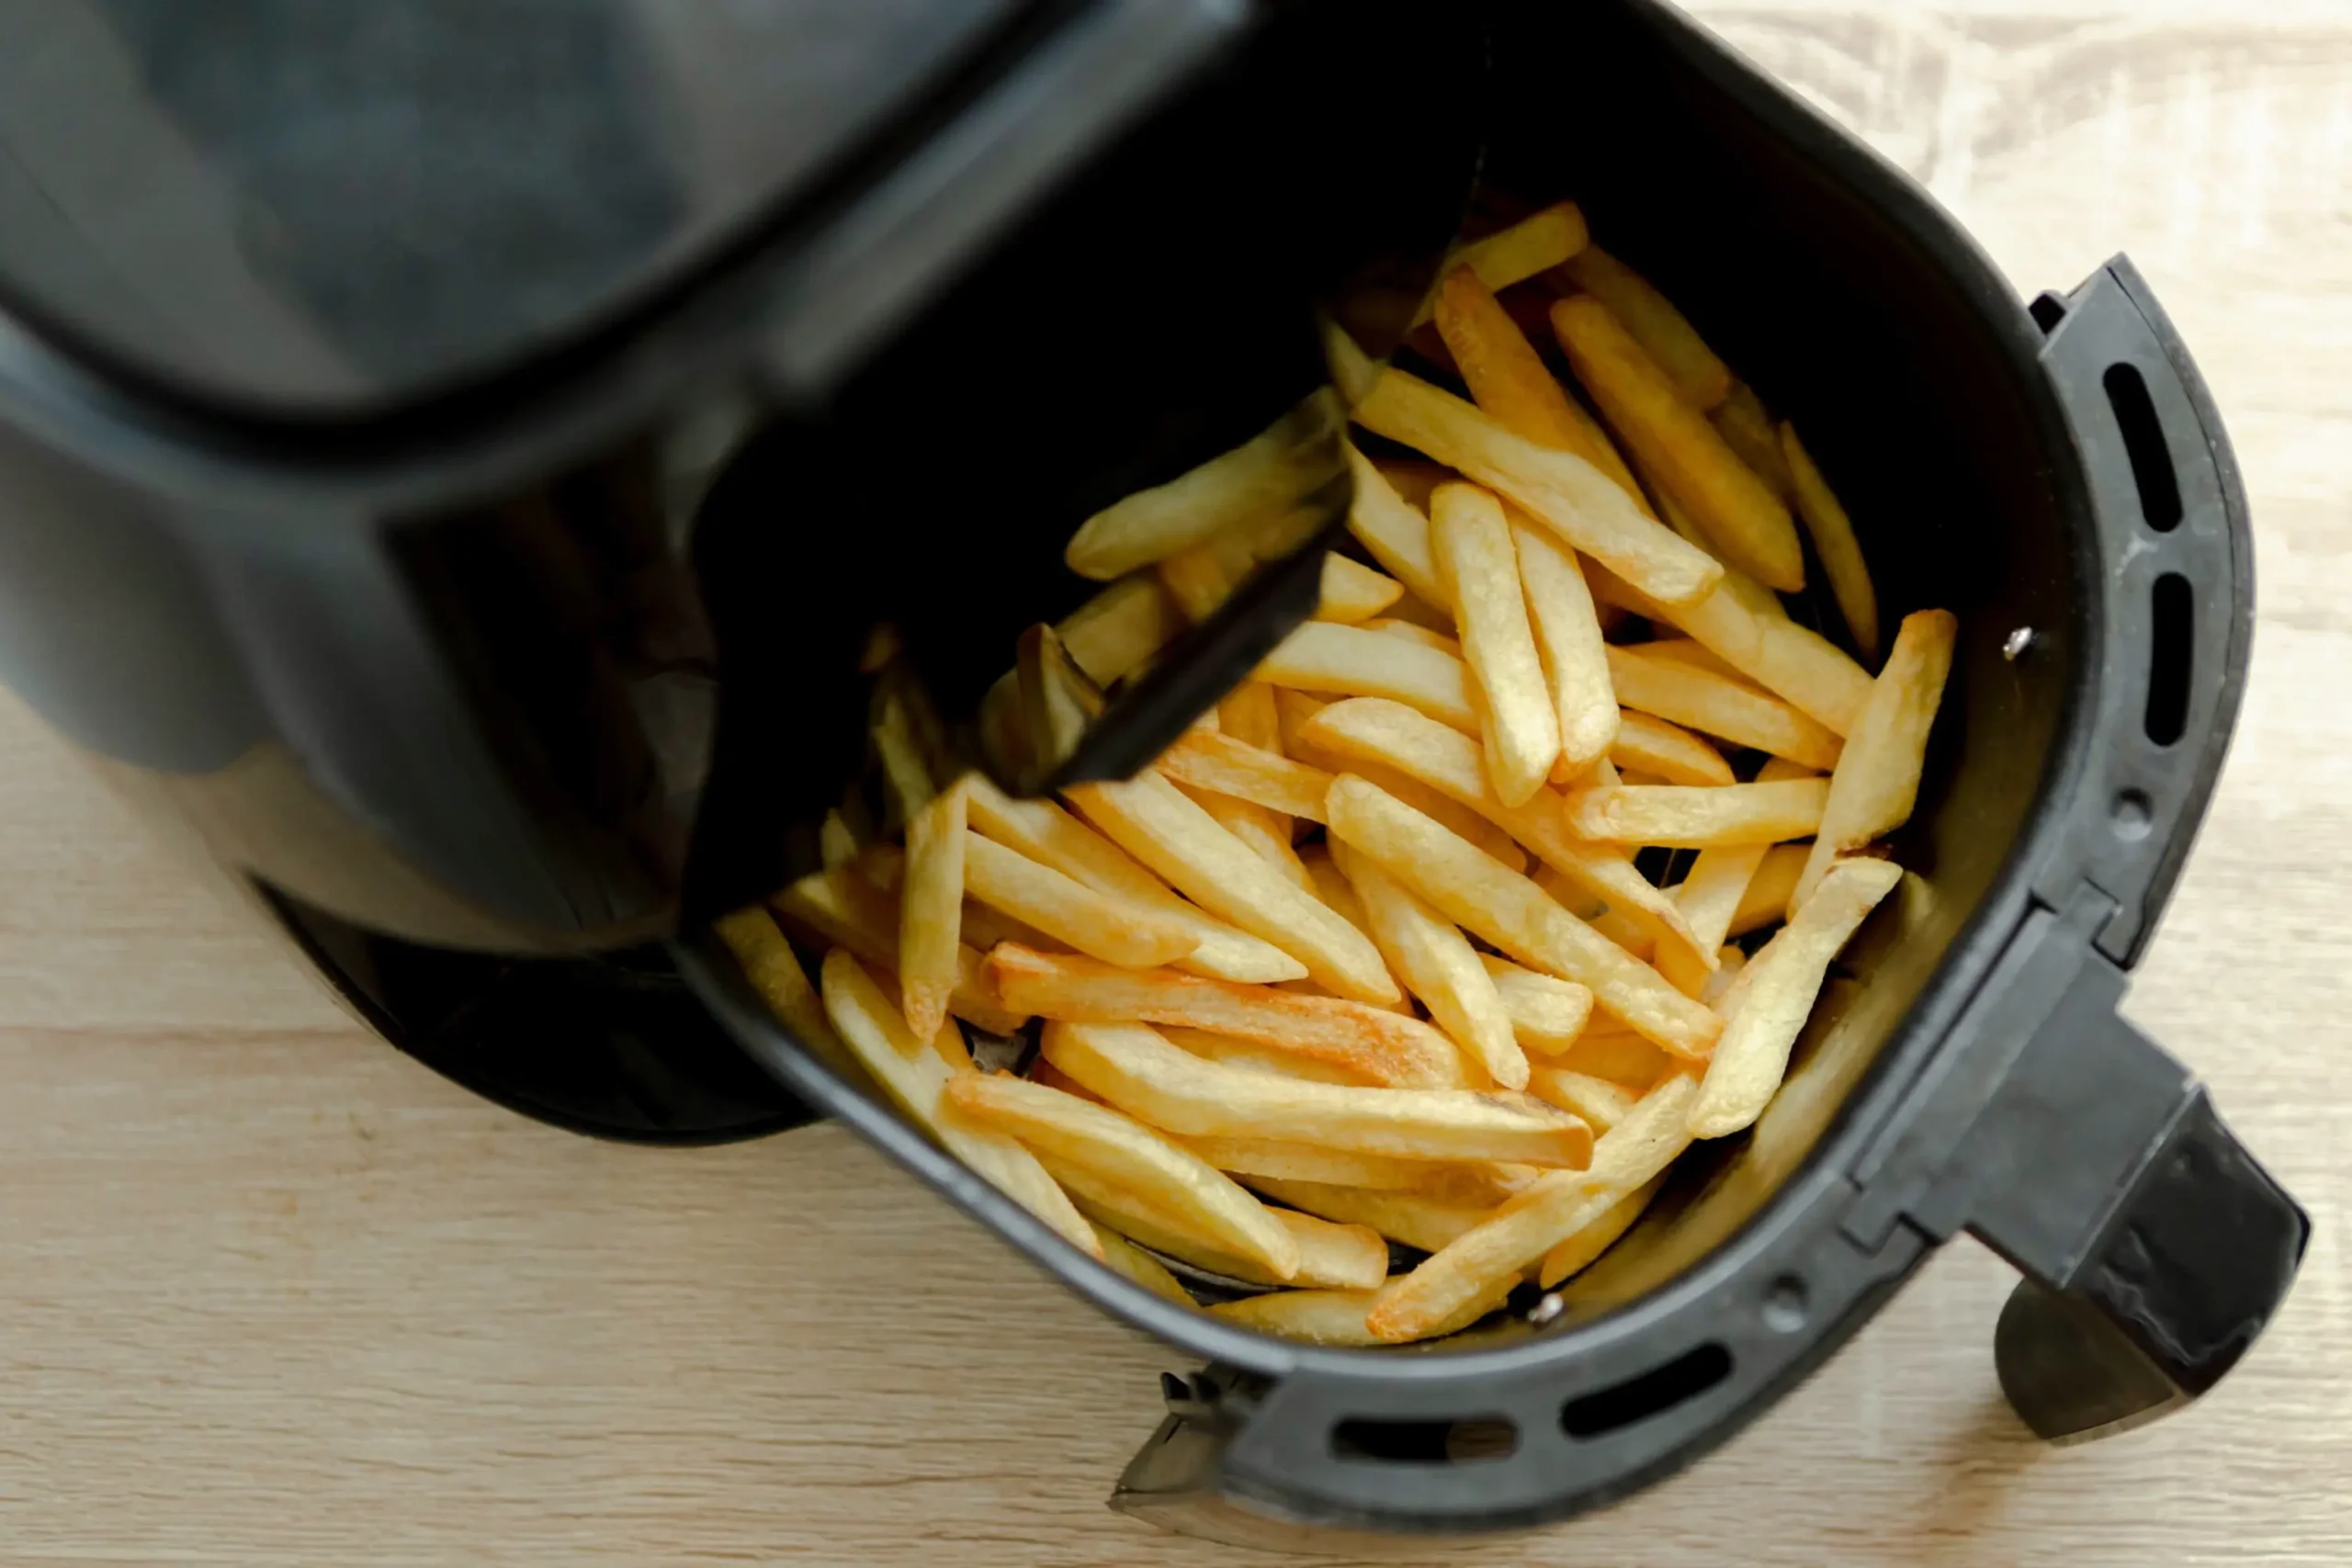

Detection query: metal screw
(1528, 1292), (1566, 1326)
(2002, 626), (2037, 660)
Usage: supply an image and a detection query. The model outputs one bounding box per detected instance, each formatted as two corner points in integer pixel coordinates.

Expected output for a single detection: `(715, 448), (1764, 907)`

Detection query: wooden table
(3, 6), (2347, 1564)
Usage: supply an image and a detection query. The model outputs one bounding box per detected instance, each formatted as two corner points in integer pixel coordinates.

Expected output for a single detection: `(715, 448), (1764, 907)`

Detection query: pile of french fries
(719, 197), (1958, 1348)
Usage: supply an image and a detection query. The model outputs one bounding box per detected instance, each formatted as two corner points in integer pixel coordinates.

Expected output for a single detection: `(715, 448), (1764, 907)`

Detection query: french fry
(1012, 623), (1103, 780)
(1559, 1027), (1672, 1089)
(1057, 576), (1184, 687)
(1713, 381), (1795, 498)
(1042, 1021), (1594, 1168)
(715, 907), (862, 1079)
(819, 951), (1096, 1258)
(1156, 530), (1257, 622)
(1656, 760), (1815, 994)
(818, 809), (862, 871)
(773, 865), (1028, 1035)
(1218, 681), (1284, 750)
(1527, 1065), (1639, 1131)
(958, 897), (1058, 957)
(1793, 610), (1958, 911)
(1185, 1134), (1451, 1191)
(1065, 390), (1343, 579)
(1699, 945), (1747, 1008)
(1068, 772), (1398, 1003)
(1539, 1172), (1668, 1288)
(1636, 637), (1743, 680)
(1348, 361), (1724, 607)
(1249, 1177), (1497, 1253)
(1329, 838), (1526, 1090)
(872, 688), (937, 823)
(1729, 844), (1811, 938)
(989, 946), (1462, 1089)
(977, 669), (1035, 784)
(963, 775), (1305, 984)
(1561, 778), (1830, 849)
(1610, 710), (1735, 786)
(1408, 200), (1589, 326)
(1343, 444), (1448, 609)
(1252, 619), (1478, 733)
(1580, 897), (1658, 963)
(1175, 780), (1314, 892)
(1588, 561), (1872, 736)
(1479, 954), (1596, 1055)
(1318, 553), (1406, 624)
(1030, 1055), (1104, 1102)
(1511, 515), (1619, 771)
(1092, 1223), (1196, 1307)
(1299, 698), (1705, 966)
(1157, 730), (1334, 822)
(1779, 423), (1881, 661)
(1054, 1163), (1386, 1289)
(1209, 1289), (1385, 1345)
(1552, 245), (1734, 411)
(1323, 775), (1722, 1057)
(1371, 456), (1451, 512)
(944, 1071), (1298, 1279)
(1159, 1025), (1374, 1087)
(899, 780), (968, 1039)
(960, 830), (1199, 970)
(1366, 1071), (1701, 1339)
(1429, 483), (1561, 805)
(1605, 644), (1844, 769)
(1690, 857), (1903, 1137)
(1370, 618), (1462, 655)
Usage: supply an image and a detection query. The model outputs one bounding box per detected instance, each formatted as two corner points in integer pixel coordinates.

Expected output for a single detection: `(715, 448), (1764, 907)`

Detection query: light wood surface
(4, 6), (2350, 1563)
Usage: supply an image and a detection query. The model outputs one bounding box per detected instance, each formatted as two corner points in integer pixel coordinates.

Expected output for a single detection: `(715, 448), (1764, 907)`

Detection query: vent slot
(2146, 572), (2193, 746)
(1561, 1343), (1733, 1439)
(1331, 1416), (1519, 1465)
(2104, 363), (2182, 533)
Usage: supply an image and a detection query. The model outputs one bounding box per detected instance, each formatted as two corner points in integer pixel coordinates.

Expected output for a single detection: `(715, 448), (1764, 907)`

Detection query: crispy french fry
(962, 775), (1304, 984)
(1636, 637), (1743, 680)
(1054, 1163), (1385, 1289)
(1029, 1055), (1103, 1102)
(1700, 945), (1747, 1007)
(1350, 362), (1724, 608)
(1329, 838), (1525, 1090)
(1713, 381), (1795, 498)
(898, 780), (968, 1039)
(1562, 778), (1830, 849)
(1369, 618), (1462, 655)
(1610, 710), (1735, 786)
(1730, 844), (1811, 938)
(1408, 201), (1589, 326)
(1324, 775), (1722, 1057)
(1318, 553), (1406, 624)
(1159, 1025), (1374, 1087)
(989, 946), (1461, 1089)
(1559, 1027), (1672, 1089)
(1605, 644), (1843, 769)
(1092, 1223), (1196, 1307)
(1057, 576), (1184, 686)
(1156, 530), (1257, 621)
(1657, 760), (1815, 994)
(1043, 1021), (1593, 1168)
(1299, 698), (1704, 966)
(1343, 444), (1448, 609)
(1478, 954), (1595, 1055)
(1249, 1177), (1497, 1254)
(1012, 623), (1103, 781)
(1366, 1071), (1701, 1339)
(1794, 610), (1958, 911)
(1184, 1134), (1448, 1190)
(1527, 1062), (1641, 1132)
(1779, 423), (1880, 661)
(1297, 844), (1373, 932)
(1065, 391), (1343, 579)
(1157, 730), (1334, 822)
(1371, 456), (1451, 511)
(1690, 857), (1903, 1137)
(1068, 772), (1396, 1003)
(1430, 483), (1560, 806)
(1218, 681), (1284, 750)
(1253, 619), (1478, 733)
(1539, 1172), (1668, 1288)
(1511, 515), (1619, 771)
(1209, 1289), (1385, 1345)
(1581, 897), (1658, 962)
(959, 897), (1058, 956)
(960, 830), (1198, 970)
(715, 907), (861, 1079)
(774, 865), (1028, 1035)
(1588, 561), (1872, 736)
(1553, 245), (1734, 411)
(944, 1071), (1298, 1279)
(1174, 780), (1313, 892)
(977, 669), (1034, 784)
(819, 951), (1094, 1257)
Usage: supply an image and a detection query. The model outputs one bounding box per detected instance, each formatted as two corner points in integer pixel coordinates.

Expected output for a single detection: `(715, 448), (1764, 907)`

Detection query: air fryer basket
(679, 0), (2305, 1537)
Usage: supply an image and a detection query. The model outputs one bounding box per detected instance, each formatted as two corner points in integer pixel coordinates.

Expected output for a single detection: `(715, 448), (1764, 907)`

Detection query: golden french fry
(774, 865), (1029, 1035)
(1249, 1177), (1497, 1253)
(961, 830), (1199, 970)
(1343, 444), (1449, 609)
(1065, 391), (1344, 579)
(1562, 778), (1830, 849)
(1366, 1071), (1701, 1339)
(1478, 954), (1595, 1055)
(1730, 844), (1810, 938)
(1218, 681), (1284, 750)
(1713, 381), (1794, 498)
(1323, 774), (1722, 1057)
(819, 951), (1094, 1257)
(1690, 857), (1904, 1137)
(1029, 1055), (1104, 1102)
(1559, 1027), (1672, 1089)
(1610, 710), (1735, 787)
(872, 687), (938, 823)
(1408, 201), (1589, 326)
(1092, 1223), (1196, 1307)
(1539, 1172), (1668, 1287)
(1779, 423), (1880, 661)
(1173, 780), (1313, 892)
(818, 809), (862, 871)
(1351, 364), (1723, 608)
(1700, 945), (1748, 1007)
(1209, 1289), (1385, 1346)
(1329, 837), (1526, 1090)
(1318, 553), (1406, 624)
(944, 1071), (1298, 1279)
(1253, 619), (1478, 733)
(958, 897), (1057, 956)
(1655, 760), (1815, 994)
(1068, 772), (1397, 1003)
(1526, 1065), (1637, 1131)
(1043, 1021), (1593, 1168)
(1580, 897), (1659, 963)
(1184, 1134), (1452, 1190)
(1511, 515), (1619, 771)
(989, 946), (1461, 1089)
(1156, 529), (1257, 622)
(1157, 730), (1334, 822)
(1636, 637), (1743, 680)
(1369, 618), (1462, 655)
(1057, 576), (1184, 686)
(1588, 561), (1872, 736)
(1298, 697), (1705, 967)
(977, 669), (1035, 784)
(1430, 483), (1561, 806)
(898, 779), (968, 1040)
(1054, 1162), (1385, 1289)
(1297, 844), (1373, 932)
(1012, 623), (1104, 782)
(962, 775), (1304, 984)
(1605, 644), (1843, 769)
(1371, 456), (1451, 511)
(1159, 1025), (1374, 1087)
(1553, 245), (1734, 411)
(715, 907), (862, 1079)
(1794, 609), (1958, 911)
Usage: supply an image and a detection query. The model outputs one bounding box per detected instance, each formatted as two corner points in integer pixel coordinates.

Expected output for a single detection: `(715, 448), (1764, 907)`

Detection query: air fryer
(0, 0), (2304, 1546)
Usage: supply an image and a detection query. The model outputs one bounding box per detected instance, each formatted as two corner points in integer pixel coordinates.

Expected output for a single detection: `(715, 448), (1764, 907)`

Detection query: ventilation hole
(1331, 1415), (1520, 1465)
(2029, 292), (2070, 333)
(1560, 1343), (1733, 1439)
(2145, 572), (2192, 746)
(2104, 364), (2182, 533)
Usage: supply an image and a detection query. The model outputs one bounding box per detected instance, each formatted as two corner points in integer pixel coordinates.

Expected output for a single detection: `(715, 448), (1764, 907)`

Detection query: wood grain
(4, 6), (2351, 1564)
